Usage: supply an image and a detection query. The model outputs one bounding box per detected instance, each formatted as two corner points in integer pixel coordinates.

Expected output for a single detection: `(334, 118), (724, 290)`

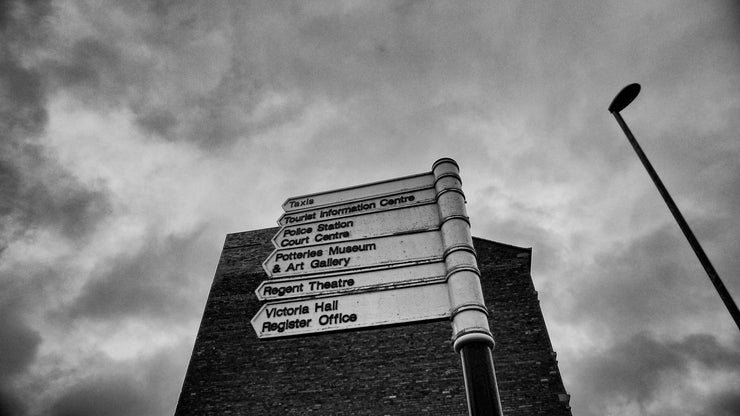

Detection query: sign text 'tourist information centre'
(250, 158), (486, 340)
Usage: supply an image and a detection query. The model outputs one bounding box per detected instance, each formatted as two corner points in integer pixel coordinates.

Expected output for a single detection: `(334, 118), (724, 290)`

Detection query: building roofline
(472, 235), (532, 252)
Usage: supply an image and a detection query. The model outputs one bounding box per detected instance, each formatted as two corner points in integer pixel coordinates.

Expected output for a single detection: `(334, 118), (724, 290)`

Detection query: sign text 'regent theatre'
(256, 261), (447, 301)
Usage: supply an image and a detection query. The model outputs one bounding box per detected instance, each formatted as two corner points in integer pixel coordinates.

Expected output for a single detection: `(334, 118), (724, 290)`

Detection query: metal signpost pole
(609, 83), (740, 331)
(432, 159), (504, 416)
(459, 342), (502, 415)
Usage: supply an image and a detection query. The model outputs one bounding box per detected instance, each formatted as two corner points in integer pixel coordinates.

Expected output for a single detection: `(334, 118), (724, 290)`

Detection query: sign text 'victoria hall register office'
(251, 158), (496, 363)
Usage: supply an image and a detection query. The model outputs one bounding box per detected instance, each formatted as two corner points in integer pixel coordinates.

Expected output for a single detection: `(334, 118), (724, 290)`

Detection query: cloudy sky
(1, 1), (739, 415)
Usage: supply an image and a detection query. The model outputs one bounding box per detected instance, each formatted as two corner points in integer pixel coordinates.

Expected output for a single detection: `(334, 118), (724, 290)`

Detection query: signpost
(251, 158), (503, 416)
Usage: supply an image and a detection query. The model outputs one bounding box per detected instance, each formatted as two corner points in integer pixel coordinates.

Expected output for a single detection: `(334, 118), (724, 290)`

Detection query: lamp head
(609, 83), (641, 113)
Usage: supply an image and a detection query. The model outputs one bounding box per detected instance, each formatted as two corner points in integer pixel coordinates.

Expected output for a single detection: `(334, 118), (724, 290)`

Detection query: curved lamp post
(609, 83), (740, 331)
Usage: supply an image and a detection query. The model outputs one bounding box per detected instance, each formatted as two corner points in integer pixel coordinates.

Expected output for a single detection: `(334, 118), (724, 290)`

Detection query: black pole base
(459, 341), (504, 416)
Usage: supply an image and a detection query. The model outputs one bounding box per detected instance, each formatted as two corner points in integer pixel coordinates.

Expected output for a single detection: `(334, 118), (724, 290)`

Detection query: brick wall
(175, 228), (571, 415)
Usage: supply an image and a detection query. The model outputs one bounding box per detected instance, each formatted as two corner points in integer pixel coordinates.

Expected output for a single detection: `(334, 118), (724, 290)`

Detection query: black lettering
(328, 243), (376, 255)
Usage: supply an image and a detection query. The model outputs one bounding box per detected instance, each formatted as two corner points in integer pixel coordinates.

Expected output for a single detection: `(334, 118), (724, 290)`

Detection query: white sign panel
(282, 172), (435, 213)
(278, 187), (436, 226)
(262, 230), (444, 279)
(250, 283), (451, 339)
(255, 261), (447, 301)
(272, 203), (440, 249)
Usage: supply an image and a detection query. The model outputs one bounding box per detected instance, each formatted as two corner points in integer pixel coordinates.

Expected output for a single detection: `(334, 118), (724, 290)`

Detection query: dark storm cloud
(0, 144), (112, 244)
(555, 207), (740, 415)
(34, 1), (252, 146)
(0, 4), (118, 414)
(62, 228), (212, 322)
(707, 390), (740, 416)
(16, 1), (639, 163)
(0, 0), (52, 44)
(0, 305), (42, 378)
(0, 390), (25, 416)
(0, 56), (47, 137)
(0, 303), (42, 416)
(49, 376), (148, 416)
(47, 342), (189, 416)
(135, 109), (178, 137)
(559, 221), (738, 332)
(45, 38), (122, 92)
(30, 2), (542, 150)
(1, 0), (112, 245)
(573, 332), (740, 415)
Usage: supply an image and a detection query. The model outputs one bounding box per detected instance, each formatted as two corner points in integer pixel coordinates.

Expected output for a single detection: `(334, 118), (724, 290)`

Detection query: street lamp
(609, 83), (740, 331)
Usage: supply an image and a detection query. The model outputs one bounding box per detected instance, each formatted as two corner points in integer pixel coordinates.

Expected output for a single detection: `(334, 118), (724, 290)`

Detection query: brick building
(175, 227), (572, 415)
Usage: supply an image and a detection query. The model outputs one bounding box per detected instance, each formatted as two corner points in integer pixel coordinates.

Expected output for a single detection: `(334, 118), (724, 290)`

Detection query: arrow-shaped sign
(255, 261), (447, 301)
(250, 282), (451, 339)
(282, 172), (435, 213)
(272, 203), (440, 249)
(278, 187), (436, 226)
(262, 230), (444, 279)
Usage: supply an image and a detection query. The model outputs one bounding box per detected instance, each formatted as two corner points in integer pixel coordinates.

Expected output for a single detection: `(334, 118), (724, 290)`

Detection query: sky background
(1, 1), (739, 415)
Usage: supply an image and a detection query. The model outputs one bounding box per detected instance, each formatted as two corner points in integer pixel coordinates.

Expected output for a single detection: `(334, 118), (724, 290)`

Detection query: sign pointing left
(262, 230), (444, 279)
(255, 261), (447, 301)
(250, 283), (451, 339)
(282, 172), (435, 213)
